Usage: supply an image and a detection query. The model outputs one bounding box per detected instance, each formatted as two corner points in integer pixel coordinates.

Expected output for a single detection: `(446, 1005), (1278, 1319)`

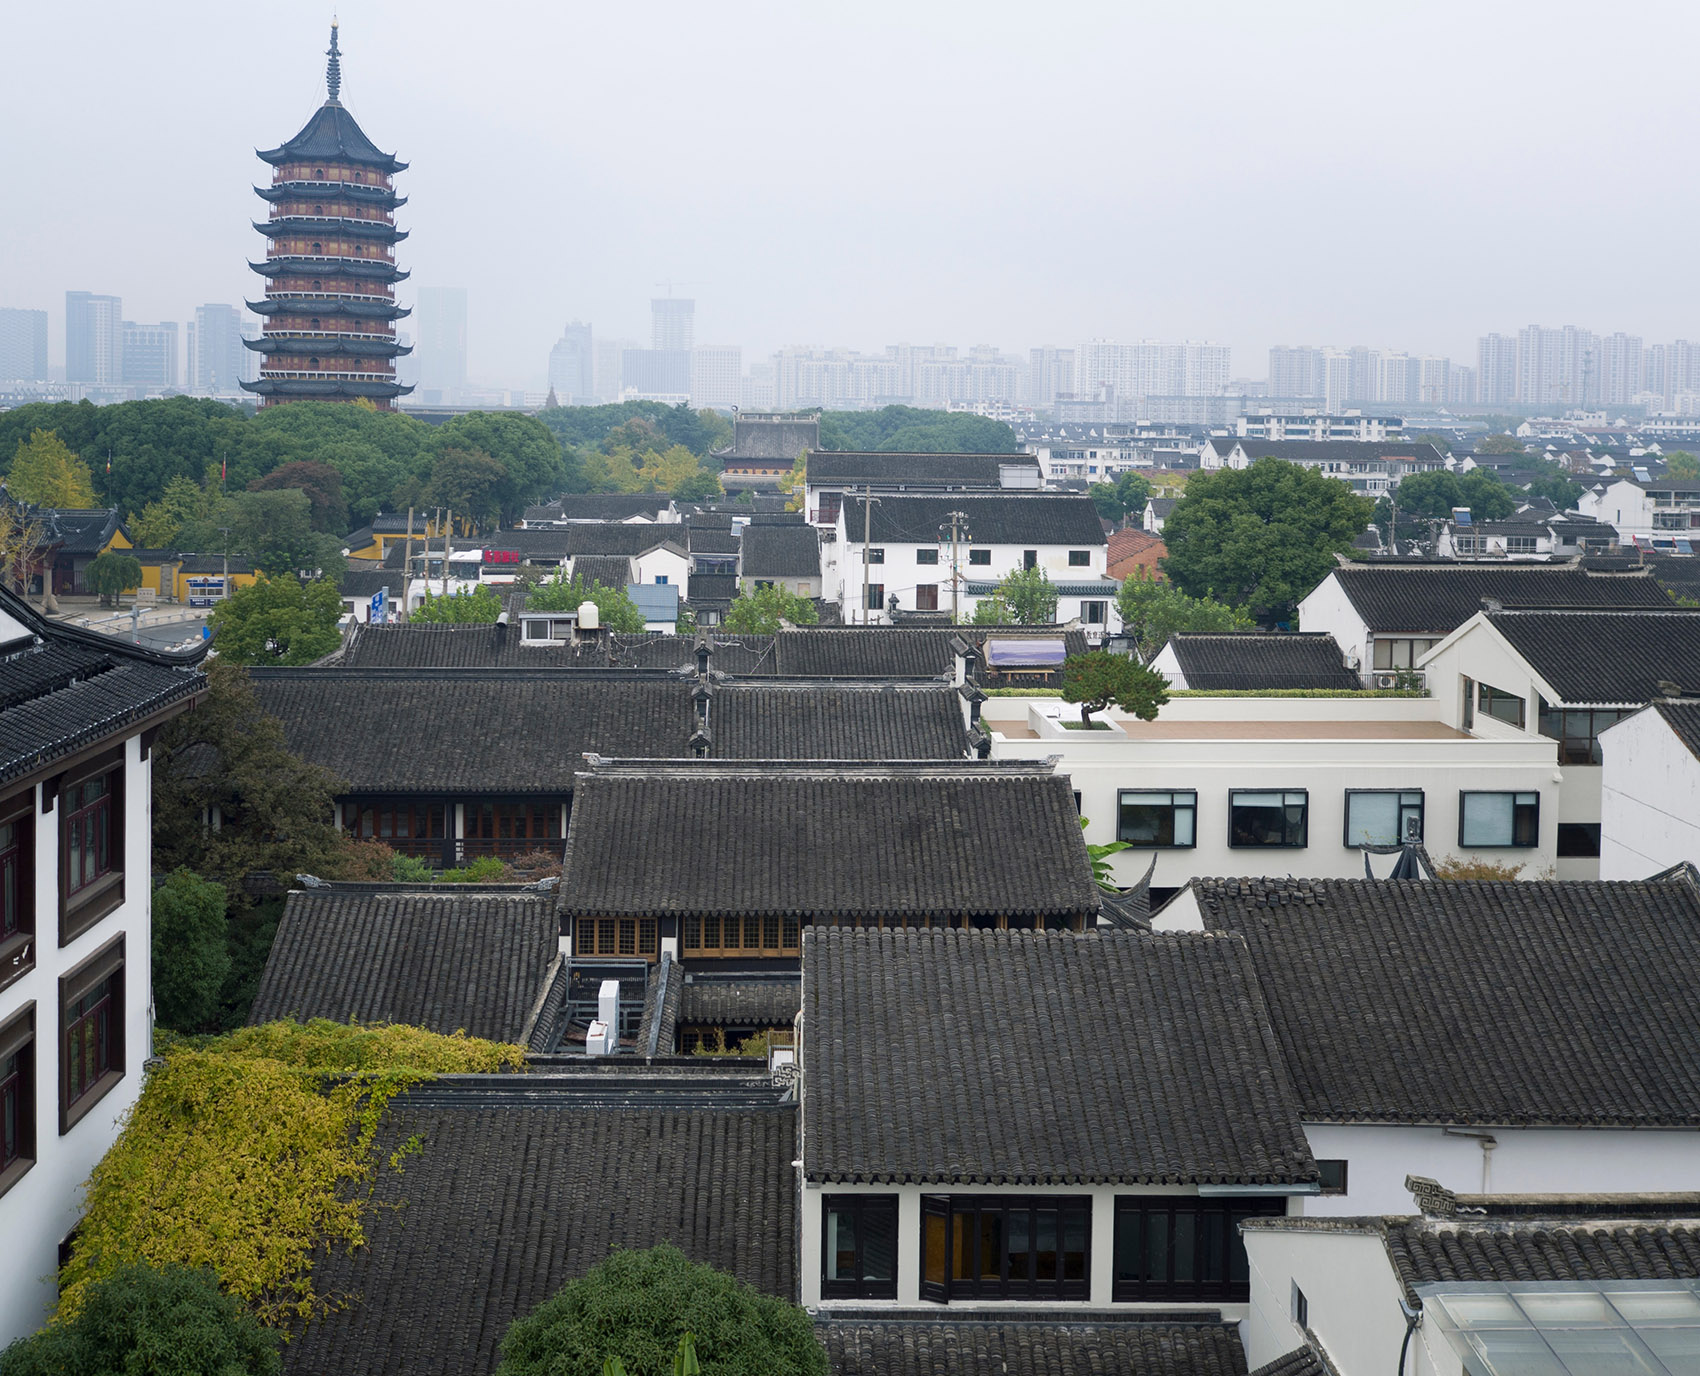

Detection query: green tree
(1523, 465), (1586, 511)
(1088, 471), (1152, 525)
(85, 551), (143, 607)
(0, 1263), (280, 1376)
(528, 572), (646, 631)
(209, 575), (343, 666)
(638, 444), (712, 495)
(426, 447), (507, 530)
(1380, 469), (1517, 541)
(413, 583), (504, 623)
(723, 583), (820, 633)
(248, 459), (349, 533)
(972, 564), (1058, 625)
(817, 405), (1018, 454)
(495, 1245), (827, 1376)
(8, 428), (97, 507)
(1160, 458), (1374, 623)
(151, 869), (231, 1032)
(1115, 567), (1253, 659)
(1477, 433), (1526, 454)
(1062, 650), (1170, 725)
(1663, 450), (1700, 480)
(223, 488), (345, 578)
(432, 412), (567, 522)
(671, 469), (722, 502)
(132, 474), (213, 547)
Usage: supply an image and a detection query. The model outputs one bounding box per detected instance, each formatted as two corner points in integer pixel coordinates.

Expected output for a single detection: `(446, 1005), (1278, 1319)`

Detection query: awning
(985, 638), (1066, 668)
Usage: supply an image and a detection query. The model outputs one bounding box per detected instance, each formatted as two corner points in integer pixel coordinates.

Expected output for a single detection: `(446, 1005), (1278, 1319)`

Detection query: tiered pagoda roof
(241, 22), (413, 409)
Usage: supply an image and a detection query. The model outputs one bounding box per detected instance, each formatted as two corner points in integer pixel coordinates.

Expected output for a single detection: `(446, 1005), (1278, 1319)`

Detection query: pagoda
(242, 22), (412, 409)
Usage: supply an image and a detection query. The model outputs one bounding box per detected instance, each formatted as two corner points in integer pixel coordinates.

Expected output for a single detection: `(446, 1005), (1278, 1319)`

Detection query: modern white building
(1578, 474), (1700, 549)
(688, 345), (741, 410)
(1234, 412), (1406, 443)
(1201, 439), (1448, 496)
(0, 588), (206, 1347)
(802, 451), (1042, 528)
(1598, 700), (1700, 878)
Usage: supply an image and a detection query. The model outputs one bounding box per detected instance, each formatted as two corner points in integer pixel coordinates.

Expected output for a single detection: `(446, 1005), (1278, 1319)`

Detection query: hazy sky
(6, 0), (1698, 387)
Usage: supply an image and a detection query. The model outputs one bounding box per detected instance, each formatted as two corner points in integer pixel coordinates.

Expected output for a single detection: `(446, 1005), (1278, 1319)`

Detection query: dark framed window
(1343, 790), (1424, 847)
(1476, 683), (1526, 728)
(0, 792), (32, 992)
(1118, 790), (1196, 847)
(59, 934), (125, 1134)
(969, 549), (991, 566)
(1462, 675), (1475, 730)
(1083, 600), (1107, 625)
(916, 584), (939, 611)
(1068, 550), (1091, 566)
(916, 548), (939, 565)
(1022, 550), (1038, 570)
(1557, 822), (1602, 858)
(1459, 791), (1540, 848)
(1112, 1195), (1284, 1303)
(1537, 701), (1631, 765)
(919, 1195), (1090, 1302)
(866, 584), (884, 610)
(0, 1002), (35, 1199)
(1229, 790), (1308, 848)
(59, 754), (125, 945)
(822, 1195), (898, 1299)
(1317, 1160), (1348, 1196)
(66, 777), (112, 894)
(867, 548), (885, 565)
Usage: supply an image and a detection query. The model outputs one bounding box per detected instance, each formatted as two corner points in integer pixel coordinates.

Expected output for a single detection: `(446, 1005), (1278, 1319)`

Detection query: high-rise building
(1028, 347), (1075, 409)
(417, 287), (468, 397)
(121, 321), (179, 390)
(0, 308), (48, 380)
(1477, 333), (1518, 408)
(1345, 346), (1380, 405)
(1268, 346), (1322, 399)
(1319, 350), (1351, 412)
(1449, 363), (1478, 408)
(651, 298), (694, 351)
(548, 322), (594, 404)
(689, 345), (741, 410)
(594, 337), (635, 402)
(1075, 340), (1231, 412)
(186, 304), (249, 395)
(623, 349), (691, 400)
(1601, 333), (1644, 406)
(65, 291), (123, 385)
(243, 23), (412, 409)
(1515, 324), (1598, 410)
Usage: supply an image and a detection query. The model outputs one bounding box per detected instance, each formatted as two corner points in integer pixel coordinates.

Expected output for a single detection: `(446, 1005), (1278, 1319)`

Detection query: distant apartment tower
(1028, 347), (1075, 409)
(1318, 350), (1350, 412)
(188, 304), (249, 396)
(121, 321), (179, 390)
(1477, 333), (1518, 408)
(690, 345), (741, 410)
(1517, 324), (1599, 410)
(0, 309), (48, 380)
(1449, 364), (1479, 408)
(1601, 333), (1644, 406)
(65, 291), (122, 384)
(651, 297), (694, 351)
(417, 287), (469, 397)
(548, 322), (594, 404)
(1268, 345), (1322, 399)
(593, 337), (635, 402)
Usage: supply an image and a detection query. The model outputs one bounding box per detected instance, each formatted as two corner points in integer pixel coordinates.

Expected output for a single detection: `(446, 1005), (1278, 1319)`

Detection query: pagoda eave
(245, 297), (410, 321)
(253, 218), (408, 243)
(256, 145), (406, 175)
(245, 337), (412, 358)
(249, 258), (408, 282)
(253, 183), (406, 209)
(242, 378), (415, 400)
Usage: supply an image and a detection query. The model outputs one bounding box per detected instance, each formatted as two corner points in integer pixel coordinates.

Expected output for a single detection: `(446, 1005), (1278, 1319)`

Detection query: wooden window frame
(919, 1194), (1091, 1303)
(915, 584), (940, 611)
(680, 912), (801, 959)
(1111, 1194), (1285, 1303)
(59, 933), (125, 1135)
(0, 791), (34, 992)
(821, 1194), (899, 1300)
(58, 749), (125, 946)
(0, 1001), (36, 1200)
(577, 916), (659, 961)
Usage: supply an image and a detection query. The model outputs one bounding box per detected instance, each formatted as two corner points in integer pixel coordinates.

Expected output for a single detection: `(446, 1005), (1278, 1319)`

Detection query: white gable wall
(1296, 573), (1372, 673)
(1599, 708), (1700, 877)
(1242, 1225), (1412, 1376)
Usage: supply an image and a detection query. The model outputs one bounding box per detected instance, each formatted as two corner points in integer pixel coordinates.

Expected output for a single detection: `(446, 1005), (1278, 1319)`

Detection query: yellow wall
(171, 567), (260, 602)
(106, 528), (133, 552)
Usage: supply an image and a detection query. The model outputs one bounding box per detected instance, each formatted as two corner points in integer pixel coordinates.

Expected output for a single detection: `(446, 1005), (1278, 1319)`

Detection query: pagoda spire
(325, 18), (342, 103)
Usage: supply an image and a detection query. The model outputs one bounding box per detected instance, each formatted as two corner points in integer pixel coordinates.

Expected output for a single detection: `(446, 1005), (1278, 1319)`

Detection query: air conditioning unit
(1374, 673), (1400, 689)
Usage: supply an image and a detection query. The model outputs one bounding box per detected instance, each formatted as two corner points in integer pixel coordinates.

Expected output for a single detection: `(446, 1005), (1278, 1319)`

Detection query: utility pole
(944, 510), (968, 624)
(442, 509), (453, 598)
(218, 527), (230, 605)
(859, 485), (880, 625)
(401, 506), (416, 621)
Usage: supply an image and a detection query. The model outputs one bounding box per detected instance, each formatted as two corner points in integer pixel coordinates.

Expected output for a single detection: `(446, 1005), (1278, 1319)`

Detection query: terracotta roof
(1107, 528), (1166, 580)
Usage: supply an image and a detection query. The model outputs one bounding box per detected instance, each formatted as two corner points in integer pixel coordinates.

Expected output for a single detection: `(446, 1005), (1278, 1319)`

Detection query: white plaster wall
(1147, 643), (1189, 688)
(1296, 575), (1372, 671)
(1298, 1123), (1700, 1218)
(1599, 709), (1700, 878)
(630, 547), (691, 587)
(1243, 1226), (1415, 1376)
(0, 739), (154, 1347)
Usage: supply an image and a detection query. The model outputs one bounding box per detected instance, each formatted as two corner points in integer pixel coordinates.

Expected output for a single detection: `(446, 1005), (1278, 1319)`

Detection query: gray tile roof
(569, 554), (633, 589)
(686, 523), (742, 556)
(802, 927), (1317, 1186)
(560, 763), (1099, 924)
(280, 1092), (798, 1376)
(35, 507), (123, 555)
(1328, 565), (1672, 633)
(1195, 875), (1700, 1126)
(1248, 1344), (1331, 1376)
(845, 494), (1106, 547)
(687, 573), (738, 607)
(820, 1319), (1250, 1376)
(1232, 440), (1448, 468)
(337, 569), (397, 601)
(250, 672), (969, 793)
(740, 523), (821, 579)
(1385, 1216), (1700, 1297)
(524, 494), (673, 522)
(807, 451), (1041, 487)
(679, 975), (801, 1027)
(1654, 701), (1700, 760)
(1485, 610), (1700, 704)
(248, 890), (559, 1042)
(1165, 634), (1358, 690)
(563, 523), (689, 557)
(723, 414), (820, 461)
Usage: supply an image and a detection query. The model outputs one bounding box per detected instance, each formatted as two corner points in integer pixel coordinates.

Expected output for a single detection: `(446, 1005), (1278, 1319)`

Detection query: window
(1113, 1195), (1285, 1302)
(1118, 791), (1196, 847)
(916, 584), (939, 611)
(1373, 637), (1439, 671)
(1557, 822), (1602, 858)
(655, 574), (668, 585)
(1505, 536), (1539, 554)
(1023, 550), (1038, 570)
(920, 1196), (1090, 1302)
(1344, 791), (1424, 847)
(1476, 682), (1526, 729)
(0, 1003), (34, 1197)
(823, 1196), (898, 1299)
(755, 579), (774, 591)
(1068, 550), (1091, 566)
(1082, 600), (1108, 625)
(867, 548), (885, 565)
(1537, 701), (1630, 765)
(59, 935), (124, 1133)
(1317, 1160), (1348, 1196)
(969, 549), (991, 566)
(60, 758), (124, 944)
(681, 912), (800, 958)
(577, 916), (659, 959)
(1229, 790), (1308, 848)
(916, 548), (939, 565)
(865, 583), (884, 611)
(1462, 675), (1475, 729)
(0, 795), (32, 991)
(1459, 791), (1539, 848)
(1292, 1281), (1310, 1328)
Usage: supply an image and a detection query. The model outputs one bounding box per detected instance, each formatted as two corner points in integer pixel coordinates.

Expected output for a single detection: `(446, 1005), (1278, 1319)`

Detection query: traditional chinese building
(243, 23), (412, 409)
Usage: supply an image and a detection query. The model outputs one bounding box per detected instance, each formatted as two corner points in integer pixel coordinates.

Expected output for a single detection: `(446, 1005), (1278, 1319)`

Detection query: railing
(262, 289), (396, 302)
(374, 836), (561, 862)
(259, 330), (397, 342)
(261, 370), (397, 382)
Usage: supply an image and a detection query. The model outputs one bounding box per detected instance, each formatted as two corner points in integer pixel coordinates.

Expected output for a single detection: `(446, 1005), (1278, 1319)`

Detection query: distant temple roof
(256, 24), (407, 173)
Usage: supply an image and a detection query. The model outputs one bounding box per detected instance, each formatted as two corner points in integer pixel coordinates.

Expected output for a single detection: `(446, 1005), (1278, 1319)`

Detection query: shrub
(1432, 857), (1527, 881)
(151, 869), (230, 1032)
(434, 855), (512, 884)
(496, 1245), (826, 1376)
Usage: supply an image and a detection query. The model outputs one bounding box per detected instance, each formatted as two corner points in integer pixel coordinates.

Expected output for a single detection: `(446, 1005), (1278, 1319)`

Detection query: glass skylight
(1416, 1281), (1700, 1376)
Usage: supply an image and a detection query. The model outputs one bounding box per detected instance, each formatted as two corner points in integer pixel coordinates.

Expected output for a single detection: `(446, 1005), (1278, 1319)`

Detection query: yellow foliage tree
(60, 1019), (525, 1328)
(782, 451), (806, 512)
(9, 429), (98, 508)
(638, 443), (704, 493)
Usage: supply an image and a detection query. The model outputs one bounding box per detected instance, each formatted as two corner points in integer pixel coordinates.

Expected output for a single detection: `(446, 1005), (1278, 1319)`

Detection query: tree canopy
(1663, 450), (1700, 480)
(1379, 469), (1516, 541)
(528, 572), (646, 631)
(1088, 471), (1152, 526)
(209, 576), (343, 667)
(1476, 433), (1526, 454)
(249, 459), (349, 533)
(817, 405), (1019, 454)
(1159, 458), (1374, 623)
(151, 869), (231, 1033)
(8, 428), (97, 507)
(496, 1245), (827, 1376)
(971, 565), (1059, 625)
(412, 583), (504, 623)
(723, 583), (819, 633)
(1115, 567), (1252, 659)
(85, 551), (143, 607)
(1062, 651), (1170, 725)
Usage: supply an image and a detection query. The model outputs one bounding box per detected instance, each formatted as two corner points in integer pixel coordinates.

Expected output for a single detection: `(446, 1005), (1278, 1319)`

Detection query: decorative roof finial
(326, 19), (342, 103)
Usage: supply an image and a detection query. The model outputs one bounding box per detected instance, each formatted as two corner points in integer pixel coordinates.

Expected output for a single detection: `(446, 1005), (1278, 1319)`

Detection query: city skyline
(5, 2), (1699, 386)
